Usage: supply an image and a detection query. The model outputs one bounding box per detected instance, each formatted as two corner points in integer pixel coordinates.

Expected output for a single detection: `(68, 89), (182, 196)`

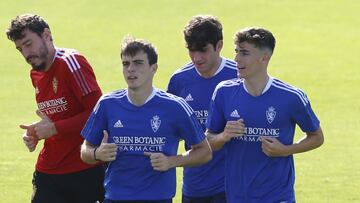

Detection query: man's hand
(19, 124), (39, 152)
(261, 136), (289, 157)
(221, 119), (245, 142)
(33, 110), (57, 139)
(144, 152), (171, 172)
(95, 130), (117, 162)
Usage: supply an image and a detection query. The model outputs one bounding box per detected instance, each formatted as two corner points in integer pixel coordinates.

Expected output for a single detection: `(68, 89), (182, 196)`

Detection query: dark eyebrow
(16, 39), (31, 50)
(235, 48), (249, 53)
(133, 59), (145, 63)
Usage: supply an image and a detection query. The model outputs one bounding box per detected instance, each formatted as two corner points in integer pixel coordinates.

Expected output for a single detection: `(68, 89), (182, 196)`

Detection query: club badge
(52, 77), (58, 94)
(266, 106), (276, 124)
(151, 115), (161, 132)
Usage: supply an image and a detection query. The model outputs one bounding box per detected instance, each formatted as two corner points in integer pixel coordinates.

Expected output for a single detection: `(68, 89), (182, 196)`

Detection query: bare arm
(81, 130), (118, 164)
(206, 119), (245, 151)
(144, 139), (212, 172)
(261, 127), (324, 157)
(80, 140), (98, 165)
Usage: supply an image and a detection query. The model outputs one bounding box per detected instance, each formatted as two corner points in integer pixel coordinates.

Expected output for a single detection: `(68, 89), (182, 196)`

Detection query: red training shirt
(30, 48), (102, 174)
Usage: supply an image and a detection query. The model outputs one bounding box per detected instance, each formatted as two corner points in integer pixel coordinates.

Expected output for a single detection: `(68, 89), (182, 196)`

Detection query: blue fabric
(82, 89), (205, 201)
(207, 78), (320, 203)
(167, 58), (237, 197)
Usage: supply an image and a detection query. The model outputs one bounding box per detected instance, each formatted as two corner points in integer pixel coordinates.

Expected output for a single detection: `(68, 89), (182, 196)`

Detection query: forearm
(286, 128), (324, 155)
(54, 91), (101, 136)
(169, 140), (212, 168)
(80, 141), (97, 165)
(206, 131), (228, 151)
(54, 109), (92, 135)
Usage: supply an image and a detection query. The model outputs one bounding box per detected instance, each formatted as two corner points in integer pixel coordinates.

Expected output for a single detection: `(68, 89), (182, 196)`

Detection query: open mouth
(127, 76), (138, 80)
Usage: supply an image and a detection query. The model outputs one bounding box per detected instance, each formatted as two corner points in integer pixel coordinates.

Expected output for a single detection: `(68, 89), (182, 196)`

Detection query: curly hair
(6, 14), (50, 41)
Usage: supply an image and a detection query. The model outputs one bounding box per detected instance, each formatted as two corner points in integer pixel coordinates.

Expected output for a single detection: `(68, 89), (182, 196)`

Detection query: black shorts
(182, 191), (226, 203)
(103, 199), (172, 203)
(32, 165), (105, 203)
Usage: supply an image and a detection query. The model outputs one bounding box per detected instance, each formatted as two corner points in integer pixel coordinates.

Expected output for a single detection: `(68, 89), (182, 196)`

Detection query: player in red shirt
(6, 14), (104, 203)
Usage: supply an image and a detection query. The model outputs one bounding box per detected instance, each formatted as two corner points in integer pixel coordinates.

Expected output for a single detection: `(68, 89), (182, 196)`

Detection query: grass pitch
(1, 0), (359, 202)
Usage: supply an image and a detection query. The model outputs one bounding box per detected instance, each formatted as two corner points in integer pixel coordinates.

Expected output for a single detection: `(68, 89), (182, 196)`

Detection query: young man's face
(234, 42), (268, 79)
(188, 41), (222, 77)
(122, 51), (156, 91)
(14, 29), (50, 71)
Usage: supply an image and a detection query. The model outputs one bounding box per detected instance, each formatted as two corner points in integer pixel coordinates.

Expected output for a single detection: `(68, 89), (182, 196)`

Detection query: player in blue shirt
(80, 37), (212, 203)
(167, 15), (237, 203)
(206, 27), (324, 203)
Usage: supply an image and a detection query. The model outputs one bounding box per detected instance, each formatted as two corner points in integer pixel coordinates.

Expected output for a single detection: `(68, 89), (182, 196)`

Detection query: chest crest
(52, 77), (58, 94)
(266, 106), (276, 124)
(151, 115), (161, 132)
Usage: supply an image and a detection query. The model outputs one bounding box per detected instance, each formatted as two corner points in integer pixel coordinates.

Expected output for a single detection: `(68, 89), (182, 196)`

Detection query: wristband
(94, 147), (100, 161)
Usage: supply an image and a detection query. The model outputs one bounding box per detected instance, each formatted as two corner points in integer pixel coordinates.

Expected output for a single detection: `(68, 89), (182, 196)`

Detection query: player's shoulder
(54, 48), (87, 71)
(171, 62), (195, 77)
(55, 48), (82, 59)
(270, 78), (309, 106)
(222, 58), (237, 70)
(211, 78), (242, 99)
(100, 89), (127, 102)
(155, 89), (193, 116)
(217, 78), (243, 89)
(155, 89), (184, 102)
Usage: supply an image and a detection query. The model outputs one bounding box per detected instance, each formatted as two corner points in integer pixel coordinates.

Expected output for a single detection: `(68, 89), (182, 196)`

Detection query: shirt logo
(151, 115), (161, 132)
(114, 120), (123, 128)
(185, 94), (194, 102)
(266, 106), (276, 124)
(230, 109), (240, 118)
(52, 77), (58, 94)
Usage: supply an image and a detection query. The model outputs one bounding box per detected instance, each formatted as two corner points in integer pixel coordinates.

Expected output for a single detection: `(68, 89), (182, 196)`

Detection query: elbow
(317, 134), (324, 148)
(316, 128), (325, 148)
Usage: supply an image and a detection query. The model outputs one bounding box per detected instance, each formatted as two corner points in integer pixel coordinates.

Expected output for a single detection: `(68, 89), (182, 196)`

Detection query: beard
(27, 40), (50, 72)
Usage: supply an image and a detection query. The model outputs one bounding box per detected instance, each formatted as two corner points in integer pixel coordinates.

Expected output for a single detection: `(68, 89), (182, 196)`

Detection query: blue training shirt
(81, 88), (205, 201)
(207, 77), (320, 203)
(167, 58), (238, 197)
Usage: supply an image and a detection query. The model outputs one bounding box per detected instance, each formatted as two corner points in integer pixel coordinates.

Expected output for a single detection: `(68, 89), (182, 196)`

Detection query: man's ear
(260, 51), (272, 64)
(42, 28), (52, 41)
(215, 40), (223, 52)
(151, 64), (158, 73)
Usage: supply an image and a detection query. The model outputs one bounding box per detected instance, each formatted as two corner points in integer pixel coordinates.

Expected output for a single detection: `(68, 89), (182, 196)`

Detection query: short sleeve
(81, 98), (108, 145)
(206, 84), (226, 133)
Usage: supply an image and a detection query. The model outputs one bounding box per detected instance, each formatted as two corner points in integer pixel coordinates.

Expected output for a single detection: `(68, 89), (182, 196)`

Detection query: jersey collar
(194, 57), (226, 78)
(126, 88), (157, 105)
(243, 76), (273, 95)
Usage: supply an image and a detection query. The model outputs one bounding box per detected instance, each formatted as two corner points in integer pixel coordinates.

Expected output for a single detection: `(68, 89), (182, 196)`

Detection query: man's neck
(127, 86), (154, 106)
(200, 57), (222, 78)
(244, 74), (270, 97)
(44, 46), (56, 72)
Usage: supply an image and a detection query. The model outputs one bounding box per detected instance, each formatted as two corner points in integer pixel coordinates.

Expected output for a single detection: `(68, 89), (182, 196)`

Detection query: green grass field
(1, 0), (359, 202)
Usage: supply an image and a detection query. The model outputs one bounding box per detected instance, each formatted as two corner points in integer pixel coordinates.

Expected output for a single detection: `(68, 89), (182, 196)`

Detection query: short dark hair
(234, 27), (276, 53)
(6, 14), (50, 41)
(120, 37), (158, 66)
(184, 15), (223, 51)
